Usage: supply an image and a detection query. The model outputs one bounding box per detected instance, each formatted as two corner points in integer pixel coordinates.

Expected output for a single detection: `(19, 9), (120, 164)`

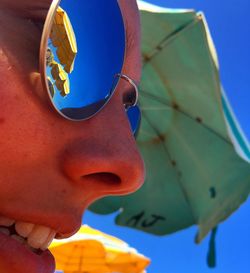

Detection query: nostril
(82, 172), (121, 186)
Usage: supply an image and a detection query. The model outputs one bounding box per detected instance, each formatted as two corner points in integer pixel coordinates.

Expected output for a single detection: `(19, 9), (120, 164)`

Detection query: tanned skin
(0, 0), (145, 272)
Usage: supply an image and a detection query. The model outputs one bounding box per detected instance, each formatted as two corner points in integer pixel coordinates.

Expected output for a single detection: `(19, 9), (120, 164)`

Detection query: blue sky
(83, 1), (250, 273)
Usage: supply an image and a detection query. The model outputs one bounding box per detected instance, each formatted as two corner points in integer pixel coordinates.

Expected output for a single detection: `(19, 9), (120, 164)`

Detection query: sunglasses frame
(39, 0), (129, 121)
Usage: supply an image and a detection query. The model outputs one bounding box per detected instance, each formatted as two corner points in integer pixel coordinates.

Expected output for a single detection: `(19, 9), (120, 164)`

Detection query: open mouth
(0, 215), (56, 273)
(0, 216), (56, 254)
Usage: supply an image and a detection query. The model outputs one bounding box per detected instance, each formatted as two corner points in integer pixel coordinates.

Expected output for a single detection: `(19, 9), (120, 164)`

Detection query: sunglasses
(39, 0), (141, 135)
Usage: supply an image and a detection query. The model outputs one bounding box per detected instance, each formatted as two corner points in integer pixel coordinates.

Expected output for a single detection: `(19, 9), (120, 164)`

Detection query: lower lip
(0, 232), (55, 273)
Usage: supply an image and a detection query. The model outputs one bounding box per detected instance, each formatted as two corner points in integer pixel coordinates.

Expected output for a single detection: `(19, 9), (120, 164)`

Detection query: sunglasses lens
(42, 0), (125, 120)
(127, 105), (141, 136)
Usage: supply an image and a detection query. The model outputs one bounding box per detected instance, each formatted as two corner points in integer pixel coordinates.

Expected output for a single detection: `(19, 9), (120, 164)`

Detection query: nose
(62, 89), (145, 204)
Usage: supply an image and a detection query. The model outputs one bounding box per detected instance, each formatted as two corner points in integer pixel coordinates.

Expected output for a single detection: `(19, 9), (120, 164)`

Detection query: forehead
(0, 0), (140, 23)
(0, 0), (141, 80)
(0, 0), (140, 41)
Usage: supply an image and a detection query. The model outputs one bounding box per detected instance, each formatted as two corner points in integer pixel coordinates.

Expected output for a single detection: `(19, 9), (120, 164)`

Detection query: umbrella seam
(142, 13), (200, 65)
(140, 89), (232, 146)
(142, 110), (197, 223)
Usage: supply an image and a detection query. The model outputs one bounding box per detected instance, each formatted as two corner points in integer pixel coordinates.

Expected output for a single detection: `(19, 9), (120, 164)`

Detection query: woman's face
(0, 0), (145, 272)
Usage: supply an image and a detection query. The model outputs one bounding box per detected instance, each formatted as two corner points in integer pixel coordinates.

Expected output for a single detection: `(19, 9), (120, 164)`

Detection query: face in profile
(0, 0), (145, 272)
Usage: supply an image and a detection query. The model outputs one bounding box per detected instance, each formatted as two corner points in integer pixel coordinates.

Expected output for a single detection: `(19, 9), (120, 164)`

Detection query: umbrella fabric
(50, 6), (78, 74)
(49, 225), (150, 273)
(89, 1), (250, 243)
(50, 60), (70, 97)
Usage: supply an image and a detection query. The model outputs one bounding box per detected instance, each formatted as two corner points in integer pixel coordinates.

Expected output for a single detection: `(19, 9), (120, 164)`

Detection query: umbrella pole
(207, 226), (218, 268)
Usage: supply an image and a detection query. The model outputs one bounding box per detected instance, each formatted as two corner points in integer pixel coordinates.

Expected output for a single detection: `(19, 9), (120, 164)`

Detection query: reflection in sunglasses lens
(42, 0), (141, 135)
(44, 0), (125, 120)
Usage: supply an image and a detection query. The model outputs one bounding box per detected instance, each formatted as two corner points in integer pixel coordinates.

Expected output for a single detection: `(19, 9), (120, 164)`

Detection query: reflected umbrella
(50, 6), (77, 74)
(46, 6), (77, 98)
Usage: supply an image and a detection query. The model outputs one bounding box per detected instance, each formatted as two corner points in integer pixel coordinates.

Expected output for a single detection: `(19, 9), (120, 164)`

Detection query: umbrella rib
(140, 89), (231, 145)
(142, 15), (200, 65)
(142, 111), (197, 223)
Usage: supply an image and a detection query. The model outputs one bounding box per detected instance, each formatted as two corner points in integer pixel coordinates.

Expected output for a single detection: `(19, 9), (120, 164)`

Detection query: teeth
(27, 225), (55, 250)
(1, 216), (56, 251)
(16, 222), (56, 250)
(41, 230), (56, 251)
(15, 221), (35, 238)
(0, 216), (15, 227)
(11, 234), (26, 244)
(0, 227), (10, 236)
(25, 244), (38, 254)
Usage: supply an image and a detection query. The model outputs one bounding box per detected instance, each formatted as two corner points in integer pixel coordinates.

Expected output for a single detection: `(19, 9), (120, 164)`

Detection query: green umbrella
(89, 0), (250, 253)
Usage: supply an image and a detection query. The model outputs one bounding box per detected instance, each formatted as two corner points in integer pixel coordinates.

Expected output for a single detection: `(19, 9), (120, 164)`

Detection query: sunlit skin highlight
(0, 0), (145, 272)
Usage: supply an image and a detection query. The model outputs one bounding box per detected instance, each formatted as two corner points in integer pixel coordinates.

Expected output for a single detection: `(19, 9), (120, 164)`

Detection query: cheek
(0, 70), (56, 166)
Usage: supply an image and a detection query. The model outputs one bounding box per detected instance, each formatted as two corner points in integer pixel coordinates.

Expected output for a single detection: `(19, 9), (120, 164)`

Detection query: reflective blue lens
(43, 0), (141, 135)
(45, 0), (125, 120)
(127, 105), (141, 136)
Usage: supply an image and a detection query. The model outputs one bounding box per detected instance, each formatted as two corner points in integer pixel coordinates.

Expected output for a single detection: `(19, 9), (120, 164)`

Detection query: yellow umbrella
(49, 225), (150, 273)
(49, 60), (70, 97)
(50, 6), (78, 74)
